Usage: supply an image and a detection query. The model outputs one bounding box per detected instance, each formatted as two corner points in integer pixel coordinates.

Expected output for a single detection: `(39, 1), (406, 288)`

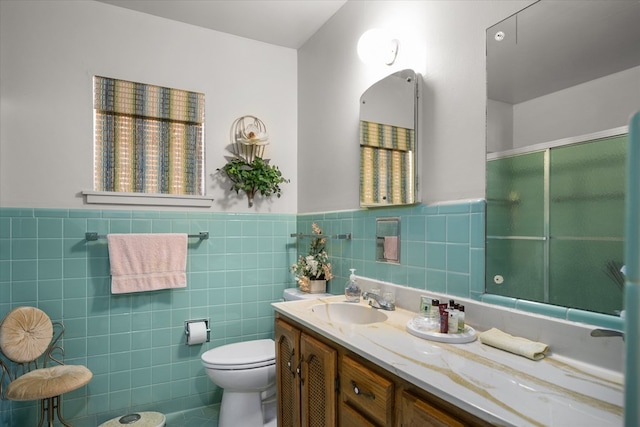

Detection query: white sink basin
(311, 302), (388, 325)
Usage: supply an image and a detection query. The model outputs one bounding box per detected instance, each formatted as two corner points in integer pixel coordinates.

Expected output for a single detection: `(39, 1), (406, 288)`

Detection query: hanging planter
(217, 157), (288, 207)
(217, 116), (289, 207)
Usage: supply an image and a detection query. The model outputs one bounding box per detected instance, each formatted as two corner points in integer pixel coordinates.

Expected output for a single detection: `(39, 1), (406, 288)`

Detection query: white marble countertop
(272, 295), (623, 427)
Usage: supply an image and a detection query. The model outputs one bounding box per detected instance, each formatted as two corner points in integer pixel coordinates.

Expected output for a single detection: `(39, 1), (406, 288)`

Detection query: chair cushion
(6, 365), (93, 401)
(0, 306), (53, 363)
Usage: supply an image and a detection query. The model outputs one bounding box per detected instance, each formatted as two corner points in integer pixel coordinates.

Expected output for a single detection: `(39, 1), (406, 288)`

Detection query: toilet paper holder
(185, 319), (210, 344)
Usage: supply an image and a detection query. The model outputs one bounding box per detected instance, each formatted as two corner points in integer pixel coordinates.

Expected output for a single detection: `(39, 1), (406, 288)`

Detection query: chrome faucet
(362, 291), (395, 311)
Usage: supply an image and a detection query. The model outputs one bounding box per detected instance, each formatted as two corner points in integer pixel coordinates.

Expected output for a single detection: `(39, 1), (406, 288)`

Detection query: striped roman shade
(93, 76), (205, 195)
(360, 120), (415, 205)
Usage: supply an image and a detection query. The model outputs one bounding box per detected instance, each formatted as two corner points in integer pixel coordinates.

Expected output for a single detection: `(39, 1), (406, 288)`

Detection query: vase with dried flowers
(291, 223), (334, 293)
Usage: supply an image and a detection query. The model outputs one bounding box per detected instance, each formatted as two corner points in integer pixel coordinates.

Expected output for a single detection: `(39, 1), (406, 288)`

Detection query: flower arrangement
(291, 223), (334, 292)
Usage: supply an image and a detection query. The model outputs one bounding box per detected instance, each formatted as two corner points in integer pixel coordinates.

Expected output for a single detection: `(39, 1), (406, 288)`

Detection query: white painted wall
(297, 0), (532, 213)
(0, 0), (298, 213)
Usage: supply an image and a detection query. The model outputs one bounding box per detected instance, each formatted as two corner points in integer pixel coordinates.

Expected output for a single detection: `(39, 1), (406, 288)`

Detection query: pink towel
(384, 236), (398, 261)
(107, 233), (187, 294)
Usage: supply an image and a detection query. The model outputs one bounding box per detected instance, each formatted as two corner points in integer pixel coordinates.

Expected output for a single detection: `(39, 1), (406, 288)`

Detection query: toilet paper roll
(187, 321), (208, 345)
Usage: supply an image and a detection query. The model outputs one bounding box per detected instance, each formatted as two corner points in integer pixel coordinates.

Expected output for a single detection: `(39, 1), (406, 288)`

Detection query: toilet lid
(202, 339), (275, 368)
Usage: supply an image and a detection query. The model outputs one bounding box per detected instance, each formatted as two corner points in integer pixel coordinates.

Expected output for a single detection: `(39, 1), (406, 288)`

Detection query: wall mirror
(360, 69), (419, 207)
(485, 0), (640, 315)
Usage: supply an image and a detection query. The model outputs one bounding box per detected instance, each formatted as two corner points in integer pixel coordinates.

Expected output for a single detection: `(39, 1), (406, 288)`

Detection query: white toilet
(201, 288), (332, 427)
(202, 339), (276, 427)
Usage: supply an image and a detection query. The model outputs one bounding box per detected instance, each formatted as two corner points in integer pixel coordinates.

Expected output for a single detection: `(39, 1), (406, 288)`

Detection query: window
(93, 76), (205, 196)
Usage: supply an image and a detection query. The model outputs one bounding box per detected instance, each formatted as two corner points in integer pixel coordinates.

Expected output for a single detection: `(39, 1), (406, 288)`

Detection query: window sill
(81, 191), (214, 207)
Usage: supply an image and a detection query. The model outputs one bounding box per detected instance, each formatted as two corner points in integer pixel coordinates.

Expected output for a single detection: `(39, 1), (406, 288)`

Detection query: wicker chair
(0, 306), (92, 426)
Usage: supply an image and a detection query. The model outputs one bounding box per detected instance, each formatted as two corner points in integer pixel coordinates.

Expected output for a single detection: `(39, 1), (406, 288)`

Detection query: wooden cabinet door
(276, 319), (301, 427)
(300, 333), (337, 427)
(397, 390), (465, 427)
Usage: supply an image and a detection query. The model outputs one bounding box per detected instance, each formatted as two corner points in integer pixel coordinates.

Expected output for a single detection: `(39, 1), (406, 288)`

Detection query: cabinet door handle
(287, 349), (296, 376)
(350, 380), (375, 400)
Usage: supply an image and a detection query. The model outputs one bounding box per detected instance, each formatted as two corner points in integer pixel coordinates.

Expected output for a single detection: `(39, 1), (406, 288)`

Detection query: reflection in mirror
(360, 69), (419, 207)
(376, 217), (400, 264)
(485, 1), (640, 315)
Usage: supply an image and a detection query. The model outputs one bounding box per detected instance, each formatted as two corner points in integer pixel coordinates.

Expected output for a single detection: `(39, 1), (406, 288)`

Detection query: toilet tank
(283, 288), (333, 301)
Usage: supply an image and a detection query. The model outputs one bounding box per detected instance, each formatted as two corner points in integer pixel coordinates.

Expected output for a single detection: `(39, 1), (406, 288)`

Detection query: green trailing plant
(218, 157), (289, 207)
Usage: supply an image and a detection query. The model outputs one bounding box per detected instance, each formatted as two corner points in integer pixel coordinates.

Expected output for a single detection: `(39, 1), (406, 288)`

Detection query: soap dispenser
(345, 269), (361, 302)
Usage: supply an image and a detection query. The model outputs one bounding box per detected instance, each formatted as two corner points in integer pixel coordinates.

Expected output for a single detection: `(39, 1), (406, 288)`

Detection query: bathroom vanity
(275, 314), (491, 427)
(272, 284), (623, 427)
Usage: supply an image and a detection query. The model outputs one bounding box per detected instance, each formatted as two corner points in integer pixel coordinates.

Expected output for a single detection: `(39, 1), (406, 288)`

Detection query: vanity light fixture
(357, 28), (399, 65)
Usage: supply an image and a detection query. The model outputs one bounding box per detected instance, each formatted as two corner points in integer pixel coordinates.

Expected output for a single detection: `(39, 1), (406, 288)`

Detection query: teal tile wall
(0, 208), (296, 426)
(1, 201), (622, 426)
(297, 201), (623, 331)
(296, 201), (487, 300)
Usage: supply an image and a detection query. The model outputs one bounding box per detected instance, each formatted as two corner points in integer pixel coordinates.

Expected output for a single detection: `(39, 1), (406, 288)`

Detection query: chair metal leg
(38, 395), (72, 427)
(37, 399), (45, 427)
(55, 395), (73, 427)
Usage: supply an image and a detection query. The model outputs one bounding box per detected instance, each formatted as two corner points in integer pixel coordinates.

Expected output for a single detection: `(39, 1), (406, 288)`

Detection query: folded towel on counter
(383, 236), (398, 261)
(479, 327), (549, 360)
(107, 233), (187, 294)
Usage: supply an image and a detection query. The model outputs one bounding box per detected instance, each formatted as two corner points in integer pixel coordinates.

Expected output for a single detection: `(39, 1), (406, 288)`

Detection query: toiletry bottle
(429, 299), (440, 327)
(448, 310), (458, 334)
(439, 304), (449, 333)
(457, 305), (466, 333)
(345, 269), (361, 302)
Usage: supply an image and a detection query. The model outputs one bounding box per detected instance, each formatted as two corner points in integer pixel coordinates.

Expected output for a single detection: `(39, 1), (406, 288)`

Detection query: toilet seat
(202, 339), (275, 370)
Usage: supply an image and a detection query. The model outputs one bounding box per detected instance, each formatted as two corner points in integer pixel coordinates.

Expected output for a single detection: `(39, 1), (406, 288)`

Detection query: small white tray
(406, 320), (477, 344)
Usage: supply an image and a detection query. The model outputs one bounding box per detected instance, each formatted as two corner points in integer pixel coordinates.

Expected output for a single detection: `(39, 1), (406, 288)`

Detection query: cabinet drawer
(339, 401), (377, 427)
(340, 356), (394, 426)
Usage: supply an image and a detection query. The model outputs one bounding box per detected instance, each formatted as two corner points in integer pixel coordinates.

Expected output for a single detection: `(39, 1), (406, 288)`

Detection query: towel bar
(290, 232), (352, 240)
(85, 232), (209, 241)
